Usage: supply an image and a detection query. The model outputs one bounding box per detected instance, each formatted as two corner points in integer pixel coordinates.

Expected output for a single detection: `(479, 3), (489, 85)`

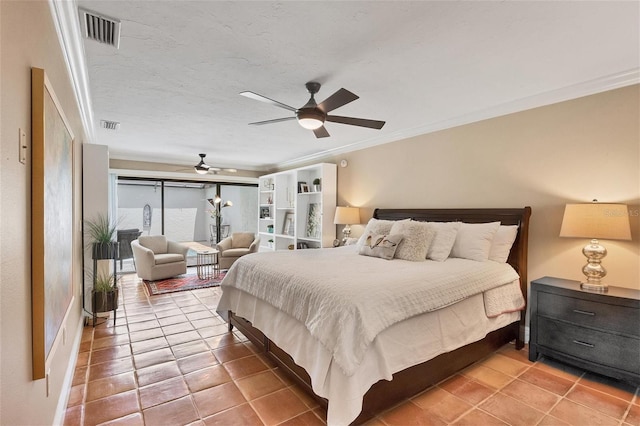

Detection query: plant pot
(92, 288), (119, 313)
(92, 241), (119, 260)
(313, 185), (321, 192)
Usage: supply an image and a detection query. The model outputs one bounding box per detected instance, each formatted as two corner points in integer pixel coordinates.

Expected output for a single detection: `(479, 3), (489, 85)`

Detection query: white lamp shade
(334, 206), (360, 225)
(560, 203), (631, 240)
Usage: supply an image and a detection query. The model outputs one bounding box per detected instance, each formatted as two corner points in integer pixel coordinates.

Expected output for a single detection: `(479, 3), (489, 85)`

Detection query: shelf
(259, 217), (274, 221)
(297, 237), (321, 243)
(274, 233), (295, 239)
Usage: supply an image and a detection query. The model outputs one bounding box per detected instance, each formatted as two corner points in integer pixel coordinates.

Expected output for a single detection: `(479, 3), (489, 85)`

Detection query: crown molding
(277, 68), (639, 170)
(49, 0), (96, 143)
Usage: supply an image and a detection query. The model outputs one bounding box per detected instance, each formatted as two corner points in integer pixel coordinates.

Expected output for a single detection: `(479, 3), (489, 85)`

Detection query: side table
(196, 249), (220, 279)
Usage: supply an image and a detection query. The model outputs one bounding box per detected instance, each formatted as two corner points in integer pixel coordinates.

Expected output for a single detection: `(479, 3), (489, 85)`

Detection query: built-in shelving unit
(258, 163), (337, 251)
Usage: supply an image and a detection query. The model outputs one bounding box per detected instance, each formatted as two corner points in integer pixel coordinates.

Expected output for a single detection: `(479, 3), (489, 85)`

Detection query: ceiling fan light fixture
(297, 108), (325, 130)
(194, 166), (208, 175)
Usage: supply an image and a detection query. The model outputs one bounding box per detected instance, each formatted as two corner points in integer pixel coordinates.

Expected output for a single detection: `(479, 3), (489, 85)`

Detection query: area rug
(143, 271), (226, 296)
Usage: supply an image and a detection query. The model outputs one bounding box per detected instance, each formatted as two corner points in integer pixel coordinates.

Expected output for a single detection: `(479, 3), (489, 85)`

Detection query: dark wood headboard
(373, 207), (532, 342)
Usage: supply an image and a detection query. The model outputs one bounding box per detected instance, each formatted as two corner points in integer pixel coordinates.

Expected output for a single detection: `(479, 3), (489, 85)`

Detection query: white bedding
(219, 245), (522, 376)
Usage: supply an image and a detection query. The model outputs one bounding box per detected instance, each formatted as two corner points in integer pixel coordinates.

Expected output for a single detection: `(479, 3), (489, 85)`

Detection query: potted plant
(313, 178), (321, 192)
(268, 239), (274, 249)
(85, 213), (119, 260)
(91, 269), (119, 313)
(267, 224), (274, 233)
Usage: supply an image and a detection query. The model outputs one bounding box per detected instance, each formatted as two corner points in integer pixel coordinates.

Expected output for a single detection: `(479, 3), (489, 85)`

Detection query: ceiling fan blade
(313, 126), (330, 138)
(317, 88), (359, 113)
(326, 115), (386, 129)
(240, 91), (297, 112)
(248, 117), (296, 126)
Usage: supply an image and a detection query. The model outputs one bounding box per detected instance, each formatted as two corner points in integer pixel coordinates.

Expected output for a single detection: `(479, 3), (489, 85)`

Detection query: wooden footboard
(229, 310), (518, 424)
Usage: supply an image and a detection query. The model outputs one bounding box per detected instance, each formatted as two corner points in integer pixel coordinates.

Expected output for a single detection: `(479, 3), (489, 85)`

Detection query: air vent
(79, 9), (121, 48)
(100, 120), (120, 130)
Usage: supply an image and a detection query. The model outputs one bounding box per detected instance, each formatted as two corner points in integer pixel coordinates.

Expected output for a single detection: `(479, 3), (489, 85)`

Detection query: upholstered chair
(216, 232), (260, 269)
(131, 235), (189, 281)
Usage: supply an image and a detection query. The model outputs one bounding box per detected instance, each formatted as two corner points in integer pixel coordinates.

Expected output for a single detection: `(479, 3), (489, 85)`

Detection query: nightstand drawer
(538, 317), (640, 373)
(538, 291), (639, 337)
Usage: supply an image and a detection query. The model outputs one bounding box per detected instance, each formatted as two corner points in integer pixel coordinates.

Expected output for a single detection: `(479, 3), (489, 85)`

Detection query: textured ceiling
(76, 1), (639, 171)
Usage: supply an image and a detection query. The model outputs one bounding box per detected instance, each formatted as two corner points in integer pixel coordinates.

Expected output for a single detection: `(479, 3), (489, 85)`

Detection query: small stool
(196, 249), (220, 279)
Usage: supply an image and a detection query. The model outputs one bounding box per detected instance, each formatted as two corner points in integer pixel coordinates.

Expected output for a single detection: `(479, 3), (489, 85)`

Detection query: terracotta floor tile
(453, 408), (507, 425)
(88, 357), (134, 382)
(66, 383), (85, 408)
(90, 344), (132, 365)
(480, 392), (545, 426)
(578, 372), (638, 402)
(566, 384), (630, 419)
(184, 365), (233, 393)
(202, 403), (264, 426)
(213, 342), (254, 363)
(63, 405), (82, 426)
(251, 388), (309, 425)
(162, 321), (196, 336)
(289, 384), (321, 409)
(198, 323), (230, 339)
(125, 315), (157, 328)
(142, 395), (200, 425)
(139, 376), (190, 409)
(136, 360), (181, 387)
(439, 375), (494, 405)
(519, 367), (575, 396)
(480, 353), (530, 377)
(99, 412), (145, 426)
(187, 310), (215, 321)
(624, 403), (640, 425)
(85, 372), (136, 402)
(537, 415), (571, 426)
(279, 410), (325, 426)
(92, 334), (130, 350)
(177, 351), (219, 374)
(462, 364), (513, 390)
(412, 387), (472, 423)
(206, 333), (244, 350)
(166, 330), (203, 346)
(223, 355), (269, 380)
(501, 379), (560, 412)
(94, 324), (129, 339)
(193, 382), (247, 418)
(379, 401), (447, 426)
(158, 314), (189, 326)
(498, 344), (534, 365)
(75, 351), (90, 368)
(235, 370), (286, 401)
(130, 336), (169, 354)
(172, 340), (211, 359)
(132, 347), (176, 369)
(550, 398), (619, 426)
(129, 326), (165, 343)
(84, 389), (140, 426)
(534, 357), (585, 382)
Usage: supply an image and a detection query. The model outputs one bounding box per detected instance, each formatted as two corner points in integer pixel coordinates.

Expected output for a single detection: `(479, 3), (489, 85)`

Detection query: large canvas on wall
(31, 68), (74, 380)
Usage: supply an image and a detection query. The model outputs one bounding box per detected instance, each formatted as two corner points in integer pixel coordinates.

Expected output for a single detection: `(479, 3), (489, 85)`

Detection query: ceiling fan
(240, 82), (386, 138)
(193, 153), (237, 175)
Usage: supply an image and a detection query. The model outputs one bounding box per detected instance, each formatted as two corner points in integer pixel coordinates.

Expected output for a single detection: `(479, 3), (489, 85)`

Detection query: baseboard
(53, 314), (86, 425)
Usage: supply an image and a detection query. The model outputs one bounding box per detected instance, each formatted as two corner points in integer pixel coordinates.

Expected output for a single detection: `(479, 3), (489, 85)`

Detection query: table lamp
(559, 200), (631, 292)
(334, 206), (360, 245)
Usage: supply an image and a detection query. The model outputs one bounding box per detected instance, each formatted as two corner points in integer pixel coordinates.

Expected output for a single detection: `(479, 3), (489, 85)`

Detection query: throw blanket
(221, 246), (521, 376)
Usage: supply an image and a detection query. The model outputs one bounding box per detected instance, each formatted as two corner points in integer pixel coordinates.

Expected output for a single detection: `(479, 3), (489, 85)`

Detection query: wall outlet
(18, 129), (27, 164)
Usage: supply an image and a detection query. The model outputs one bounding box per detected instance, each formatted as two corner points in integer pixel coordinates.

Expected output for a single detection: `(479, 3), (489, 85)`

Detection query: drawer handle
(572, 309), (595, 316)
(572, 340), (595, 348)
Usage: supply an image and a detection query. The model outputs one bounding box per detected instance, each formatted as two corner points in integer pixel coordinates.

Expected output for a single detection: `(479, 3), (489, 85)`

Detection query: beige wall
(1, 1), (86, 424)
(326, 85), (639, 289)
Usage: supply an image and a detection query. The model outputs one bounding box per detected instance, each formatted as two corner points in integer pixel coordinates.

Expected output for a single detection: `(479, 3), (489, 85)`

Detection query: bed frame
(228, 207), (532, 424)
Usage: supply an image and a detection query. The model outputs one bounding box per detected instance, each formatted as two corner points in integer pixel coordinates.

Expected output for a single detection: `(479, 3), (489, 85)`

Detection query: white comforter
(219, 246), (522, 376)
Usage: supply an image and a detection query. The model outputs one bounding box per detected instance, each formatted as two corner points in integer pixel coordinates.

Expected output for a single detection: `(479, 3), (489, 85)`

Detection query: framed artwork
(260, 206), (271, 219)
(31, 68), (75, 380)
(306, 203), (321, 239)
(283, 212), (295, 236)
(300, 184), (310, 193)
(297, 181), (307, 193)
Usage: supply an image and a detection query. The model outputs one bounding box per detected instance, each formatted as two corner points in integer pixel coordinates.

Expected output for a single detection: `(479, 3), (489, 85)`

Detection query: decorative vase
(314, 184), (321, 192)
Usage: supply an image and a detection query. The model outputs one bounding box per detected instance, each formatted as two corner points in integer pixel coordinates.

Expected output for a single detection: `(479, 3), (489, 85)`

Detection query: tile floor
(64, 272), (640, 426)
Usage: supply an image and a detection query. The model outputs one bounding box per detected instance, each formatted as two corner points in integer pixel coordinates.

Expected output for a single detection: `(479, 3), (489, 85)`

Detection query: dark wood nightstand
(529, 276), (640, 385)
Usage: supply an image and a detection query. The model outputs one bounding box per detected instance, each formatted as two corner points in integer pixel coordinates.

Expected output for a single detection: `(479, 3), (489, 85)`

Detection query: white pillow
(489, 225), (519, 263)
(389, 220), (434, 261)
(356, 218), (409, 247)
(450, 222), (501, 262)
(426, 222), (461, 262)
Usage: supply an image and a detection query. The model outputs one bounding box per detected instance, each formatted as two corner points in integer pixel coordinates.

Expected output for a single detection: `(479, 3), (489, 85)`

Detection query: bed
(217, 207), (531, 425)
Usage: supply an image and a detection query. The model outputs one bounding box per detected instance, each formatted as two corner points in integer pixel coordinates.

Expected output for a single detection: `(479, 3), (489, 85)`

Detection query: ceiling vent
(100, 120), (120, 130)
(79, 9), (121, 48)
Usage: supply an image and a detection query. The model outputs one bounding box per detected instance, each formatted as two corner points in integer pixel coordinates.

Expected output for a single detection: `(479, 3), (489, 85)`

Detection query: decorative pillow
(389, 220), (434, 261)
(358, 233), (403, 260)
(426, 222), (460, 261)
(450, 222), (501, 262)
(489, 225), (519, 263)
(356, 218), (409, 247)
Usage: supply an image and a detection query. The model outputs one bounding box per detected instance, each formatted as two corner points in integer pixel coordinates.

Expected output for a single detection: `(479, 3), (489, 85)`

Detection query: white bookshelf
(257, 163), (337, 251)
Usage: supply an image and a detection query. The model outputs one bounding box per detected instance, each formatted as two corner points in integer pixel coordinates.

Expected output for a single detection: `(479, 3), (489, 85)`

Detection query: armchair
(131, 235), (189, 281)
(216, 232), (260, 269)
